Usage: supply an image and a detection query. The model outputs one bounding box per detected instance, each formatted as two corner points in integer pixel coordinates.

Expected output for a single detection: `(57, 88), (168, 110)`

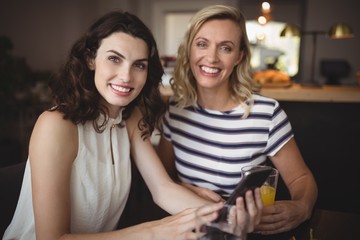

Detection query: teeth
(111, 84), (131, 93)
(201, 66), (219, 74)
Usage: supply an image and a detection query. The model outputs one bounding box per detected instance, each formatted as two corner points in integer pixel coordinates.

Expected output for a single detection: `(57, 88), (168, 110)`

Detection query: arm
(156, 136), (178, 181)
(30, 111), (77, 240)
(271, 138), (317, 219)
(128, 108), (211, 214)
(257, 138), (318, 234)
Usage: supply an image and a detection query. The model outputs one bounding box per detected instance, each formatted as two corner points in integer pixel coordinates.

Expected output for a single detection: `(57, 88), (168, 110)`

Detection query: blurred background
(1, 0), (359, 83)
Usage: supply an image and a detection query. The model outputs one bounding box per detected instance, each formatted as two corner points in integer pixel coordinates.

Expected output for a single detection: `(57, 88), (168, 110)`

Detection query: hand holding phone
(215, 165), (273, 222)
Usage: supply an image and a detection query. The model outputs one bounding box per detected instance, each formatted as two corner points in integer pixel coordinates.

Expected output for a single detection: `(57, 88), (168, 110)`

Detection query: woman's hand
(182, 185), (263, 234)
(147, 202), (224, 240)
(254, 199), (309, 235)
(230, 188), (263, 233)
(149, 189), (262, 239)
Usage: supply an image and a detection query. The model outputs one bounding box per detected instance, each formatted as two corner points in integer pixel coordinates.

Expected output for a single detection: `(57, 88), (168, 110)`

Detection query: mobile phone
(215, 165), (273, 222)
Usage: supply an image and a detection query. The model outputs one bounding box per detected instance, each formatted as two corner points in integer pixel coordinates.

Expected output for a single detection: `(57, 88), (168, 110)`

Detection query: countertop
(160, 83), (360, 103)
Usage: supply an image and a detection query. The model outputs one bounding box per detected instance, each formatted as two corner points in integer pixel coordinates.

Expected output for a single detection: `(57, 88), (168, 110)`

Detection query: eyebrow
(107, 50), (148, 62)
(107, 50), (125, 59)
(194, 37), (236, 46)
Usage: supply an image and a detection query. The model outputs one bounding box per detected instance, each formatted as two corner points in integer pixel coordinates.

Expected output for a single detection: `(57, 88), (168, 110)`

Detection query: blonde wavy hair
(170, 5), (261, 117)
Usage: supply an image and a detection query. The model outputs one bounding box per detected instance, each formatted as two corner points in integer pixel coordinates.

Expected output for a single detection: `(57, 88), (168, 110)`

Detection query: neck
(197, 91), (237, 112)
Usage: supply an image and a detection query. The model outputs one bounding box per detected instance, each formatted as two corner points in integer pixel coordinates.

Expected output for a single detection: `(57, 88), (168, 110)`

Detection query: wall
(1, 0), (359, 85)
(0, 0), (135, 72)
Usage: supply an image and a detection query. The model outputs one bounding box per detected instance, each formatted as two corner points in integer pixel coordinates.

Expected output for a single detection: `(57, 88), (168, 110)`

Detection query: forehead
(195, 19), (241, 43)
(98, 32), (149, 58)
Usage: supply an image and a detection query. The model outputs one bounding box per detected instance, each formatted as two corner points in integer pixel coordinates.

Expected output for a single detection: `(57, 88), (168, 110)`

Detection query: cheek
(93, 71), (101, 89)
(224, 56), (239, 70)
(94, 64), (114, 82)
(189, 53), (199, 72)
(190, 61), (198, 78)
(190, 49), (200, 62)
(134, 72), (148, 89)
(93, 70), (105, 90)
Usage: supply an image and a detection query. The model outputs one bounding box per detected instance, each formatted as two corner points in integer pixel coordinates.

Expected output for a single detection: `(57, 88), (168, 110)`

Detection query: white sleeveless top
(3, 113), (132, 240)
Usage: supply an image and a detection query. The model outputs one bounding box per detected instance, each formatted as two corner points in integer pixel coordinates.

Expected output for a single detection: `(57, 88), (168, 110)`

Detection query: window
(246, 20), (300, 77)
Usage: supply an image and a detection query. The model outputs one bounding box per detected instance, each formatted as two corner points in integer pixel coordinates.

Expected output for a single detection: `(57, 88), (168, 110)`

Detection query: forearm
(59, 222), (155, 240)
(152, 180), (210, 215)
(288, 172), (318, 219)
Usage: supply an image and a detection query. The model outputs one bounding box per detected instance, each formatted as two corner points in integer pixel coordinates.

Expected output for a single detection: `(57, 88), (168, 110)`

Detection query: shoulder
(31, 110), (78, 154)
(252, 94), (281, 109)
(35, 110), (77, 134)
(28, 110), (79, 174)
(253, 94), (278, 104)
(248, 94), (286, 119)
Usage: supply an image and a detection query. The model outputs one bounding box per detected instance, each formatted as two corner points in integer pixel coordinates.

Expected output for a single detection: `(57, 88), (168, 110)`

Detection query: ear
(87, 58), (95, 71)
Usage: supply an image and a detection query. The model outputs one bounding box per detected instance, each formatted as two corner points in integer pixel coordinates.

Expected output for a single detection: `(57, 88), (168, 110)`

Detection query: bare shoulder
(36, 110), (73, 126)
(33, 110), (77, 137)
(30, 110), (78, 163)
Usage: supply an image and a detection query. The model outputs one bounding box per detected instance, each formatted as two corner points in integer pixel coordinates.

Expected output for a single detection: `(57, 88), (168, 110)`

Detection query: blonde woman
(158, 4), (318, 239)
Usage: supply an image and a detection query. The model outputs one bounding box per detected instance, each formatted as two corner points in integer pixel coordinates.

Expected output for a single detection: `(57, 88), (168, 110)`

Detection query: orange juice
(260, 185), (276, 206)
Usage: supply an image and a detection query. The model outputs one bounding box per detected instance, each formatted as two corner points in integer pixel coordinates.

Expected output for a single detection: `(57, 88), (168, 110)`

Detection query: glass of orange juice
(259, 167), (279, 206)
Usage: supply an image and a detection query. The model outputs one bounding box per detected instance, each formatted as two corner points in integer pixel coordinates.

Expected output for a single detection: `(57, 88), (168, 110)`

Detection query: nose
(118, 65), (131, 83)
(206, 46), (219, 63)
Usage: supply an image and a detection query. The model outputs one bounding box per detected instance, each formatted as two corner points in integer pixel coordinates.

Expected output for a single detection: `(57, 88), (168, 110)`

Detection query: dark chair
(0, 161), (26, 238)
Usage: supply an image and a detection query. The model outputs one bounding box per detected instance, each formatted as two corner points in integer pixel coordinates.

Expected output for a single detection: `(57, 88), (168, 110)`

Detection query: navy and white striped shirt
(162, 94), (293, 196)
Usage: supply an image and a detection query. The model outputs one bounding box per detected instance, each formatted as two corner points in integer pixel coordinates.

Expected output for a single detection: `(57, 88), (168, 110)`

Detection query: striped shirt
(162, 94), (293, 196)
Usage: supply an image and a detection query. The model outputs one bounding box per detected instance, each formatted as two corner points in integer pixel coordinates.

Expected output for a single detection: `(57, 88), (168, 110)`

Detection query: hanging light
(261, 1), (271, 14)
(280, 24), (301, 37)
(328, 23), (354, 39)
(280, 23), (354, 39)
(257, 1), (272, 25)
(258, 15), (268, 25)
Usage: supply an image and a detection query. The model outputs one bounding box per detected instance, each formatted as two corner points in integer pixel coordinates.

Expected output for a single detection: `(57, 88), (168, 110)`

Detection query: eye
(220, 45), (232, 53)
(134, 62), (147, 70)
(108, 55), (120, 63)
(195, 41), (207, 48)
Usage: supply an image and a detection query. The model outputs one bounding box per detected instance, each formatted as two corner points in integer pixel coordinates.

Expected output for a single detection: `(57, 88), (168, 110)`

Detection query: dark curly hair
(49, 10), (165, 138)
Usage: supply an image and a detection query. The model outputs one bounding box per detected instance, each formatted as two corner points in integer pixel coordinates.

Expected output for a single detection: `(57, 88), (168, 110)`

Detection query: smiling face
(88, 32), (149, 117)
(190, 19), (242, 93)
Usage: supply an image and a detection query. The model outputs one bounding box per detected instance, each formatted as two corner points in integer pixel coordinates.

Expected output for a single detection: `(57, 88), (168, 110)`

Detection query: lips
(200, 65), (220, 74)
(110, 84), (132, 93)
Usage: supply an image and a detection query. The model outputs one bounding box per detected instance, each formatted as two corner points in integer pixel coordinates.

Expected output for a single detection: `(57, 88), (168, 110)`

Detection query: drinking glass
(260, 167), (278, 206)
(241, 165), (279, 206)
